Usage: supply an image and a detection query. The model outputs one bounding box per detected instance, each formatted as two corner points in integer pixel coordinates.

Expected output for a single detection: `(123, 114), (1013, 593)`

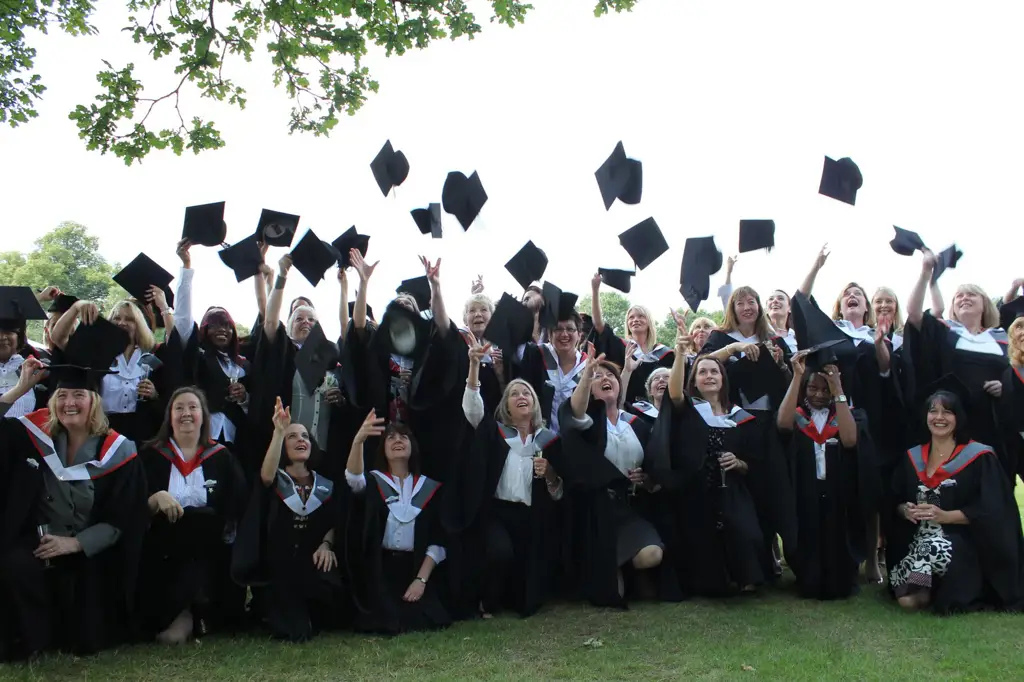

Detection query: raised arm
(263, 254), (292, 338)
(667, 327), (691, 405)
(50, 300), (99, 349)
(776, 352), (806, 431)
(172, 239), (195, 344)
(906, 250), (937, 329)
(346, 409), (384, 479)
(462, 340), (490, 427)
(797, 244), (829, 297)
(823, 365), (857, 448)
(929, 279), (946, 320)
(422, 256), (449, 336)
(349, 248), (378, 332)
(718, 255), (737, 309)
(0, 357), (46, 418)
(569, 342), (602, 419)
(260, 397), (291, 486)
(590, 272), (606, 334)
(338, 268), (349, 333)
(1003, 278), (1023, 306)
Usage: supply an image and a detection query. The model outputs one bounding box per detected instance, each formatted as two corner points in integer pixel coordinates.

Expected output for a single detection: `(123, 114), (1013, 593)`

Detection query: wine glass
(532, 445), (544, 479)
(138, 364), (152, 400)
(716, 452), (728, 488)
(37, 524), (51, 569)
(227, 366), (241, 402)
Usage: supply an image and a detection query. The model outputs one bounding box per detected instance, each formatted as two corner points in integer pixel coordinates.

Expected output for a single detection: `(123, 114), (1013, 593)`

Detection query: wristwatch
(834, 394), (848, 404)
(415, 576), (428, 585)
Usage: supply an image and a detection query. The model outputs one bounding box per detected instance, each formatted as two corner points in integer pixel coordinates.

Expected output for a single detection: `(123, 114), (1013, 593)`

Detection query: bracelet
(414, 576), (428, 585)
(321, 540), (333, 550)
(274, 275), (287, 290)
(466, 380), (480, 389)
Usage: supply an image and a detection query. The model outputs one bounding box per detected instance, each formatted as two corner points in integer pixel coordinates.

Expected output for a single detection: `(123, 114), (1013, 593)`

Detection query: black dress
(0, 410), (148, 657)
(887, 441), (1024, 613)
(231, 470), (347, 641)
(137, 441), (248, 636)
(442, 412), (564, 618)
(782, 407), (879, 599)
(348, 471), (452, 634)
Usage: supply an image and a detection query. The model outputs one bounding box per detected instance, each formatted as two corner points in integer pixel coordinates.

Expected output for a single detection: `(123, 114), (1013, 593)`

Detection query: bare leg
(865, 514), (883, 583)
(631, 546), (664, 570)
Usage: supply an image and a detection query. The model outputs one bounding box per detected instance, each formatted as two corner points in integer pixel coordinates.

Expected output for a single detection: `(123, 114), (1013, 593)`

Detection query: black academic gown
(515, 343), (587, 430)
(348, 471), (452, 634)
(904, 313), (1012, 475)
(700, 330), (792, 410)
(592, 326), (675, 406)
(137, 442), (248, 636)
(441, 415), (564, 618)
(231, 470), (348, 641)
(781, 407), (880, 599)
(556, 399), (681, 608)
(647, 396), (793, 597)
(0, 412), (148, 657)
(999, 366), (1024, 481)
(887, 442), (1024, 613)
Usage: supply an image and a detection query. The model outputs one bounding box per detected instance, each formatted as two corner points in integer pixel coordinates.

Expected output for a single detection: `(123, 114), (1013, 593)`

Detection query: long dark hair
(925, 390), (970, 445)
(279, 423), (323, 471)
(373, 422), (422, 476)
(199, 307), (241, 362)
(145, 386), (213, 450)
(686, 355), (733, 408)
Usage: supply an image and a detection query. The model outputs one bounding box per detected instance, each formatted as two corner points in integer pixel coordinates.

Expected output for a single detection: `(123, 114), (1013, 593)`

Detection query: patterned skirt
(889, 521), (953, 597)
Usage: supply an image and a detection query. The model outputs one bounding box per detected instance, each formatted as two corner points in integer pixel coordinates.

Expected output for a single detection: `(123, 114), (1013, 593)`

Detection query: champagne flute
(717, 452), (728, 488)
(227, 366), (241, 402)
(138, 364), (152, 401)
(533, 444), (543, 479)
(37, 524), (51, 569)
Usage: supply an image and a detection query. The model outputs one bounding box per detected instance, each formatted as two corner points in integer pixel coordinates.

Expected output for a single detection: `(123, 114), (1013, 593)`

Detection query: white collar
(835, 319), (874, 344)
(693, 400), (742, 428)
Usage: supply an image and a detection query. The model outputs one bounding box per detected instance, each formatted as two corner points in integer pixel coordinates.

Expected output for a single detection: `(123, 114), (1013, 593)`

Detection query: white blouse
(0, 355), (35, 419)
(166, 439), (209, 508)
(345, 471), (446, 564)
(565, 410), (644, 477)
(101, 348), (152, 414)
(808, 407), (831, 480)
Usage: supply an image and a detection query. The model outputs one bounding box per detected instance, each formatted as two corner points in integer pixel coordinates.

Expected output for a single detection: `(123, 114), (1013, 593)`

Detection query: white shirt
(809, 407), (831, 480)
(101, 349), (150, 414)
(0, 355), (35, 419)
(166, 439), (209, 508)
(566, 410), (644, 477)
(345, 471), (446, 564)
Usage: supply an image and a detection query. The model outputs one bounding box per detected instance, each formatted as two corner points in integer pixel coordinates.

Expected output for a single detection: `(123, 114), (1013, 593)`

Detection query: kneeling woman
(0, 360), (148, 658)
(138, 387), (247, 643)
(654, 348), (775, 597)
(777, 351), (877, 600)
(345, 413), (452, 633)
(558, 343), (667, 607)
(888, 382), (1024, 613)
(447, 342), (564, 619)
(232, 398), (346, 641)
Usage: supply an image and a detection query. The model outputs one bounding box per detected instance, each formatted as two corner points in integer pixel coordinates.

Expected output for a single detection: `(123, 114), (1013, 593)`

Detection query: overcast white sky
(2, 0), (1022, 339)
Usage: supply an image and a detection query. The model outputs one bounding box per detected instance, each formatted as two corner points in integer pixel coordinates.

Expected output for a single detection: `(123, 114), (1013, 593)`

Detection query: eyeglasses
(553, 326), (578, 335)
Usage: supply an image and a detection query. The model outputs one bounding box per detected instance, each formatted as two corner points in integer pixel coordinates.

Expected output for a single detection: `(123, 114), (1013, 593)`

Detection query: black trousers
(0, 547), (108, 656)
(482, 500), (533, 614)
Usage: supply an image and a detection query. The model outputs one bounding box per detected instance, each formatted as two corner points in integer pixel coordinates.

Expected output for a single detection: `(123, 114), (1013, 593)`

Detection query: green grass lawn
(3, 485), (1024, 681)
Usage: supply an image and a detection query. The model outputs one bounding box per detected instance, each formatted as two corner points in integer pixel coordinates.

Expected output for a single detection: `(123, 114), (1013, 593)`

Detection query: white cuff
(426, 544), (446, 565)
(345, 469), (367, 492)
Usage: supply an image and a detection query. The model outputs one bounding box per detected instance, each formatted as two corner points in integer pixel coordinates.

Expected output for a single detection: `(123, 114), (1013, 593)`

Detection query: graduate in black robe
(443, 340), (566, 619)
(231, 398), (348, 641)
(557, 343), (677, 608)
(887, 385), (1024, 614)
(344, 416), (452, 633)
(589, 296), (675, 407)
(137, 387), (248, 642)
(0, 362), (148, 659)
(649, 351), (793, 598)
(998, 342), (1024, 480)
(776, 347), (879, 599)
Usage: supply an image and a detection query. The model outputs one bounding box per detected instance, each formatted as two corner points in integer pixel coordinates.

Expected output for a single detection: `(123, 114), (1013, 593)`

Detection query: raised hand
(75, 300), (100, 325)
(146, 285), (168, 311)
(471, 274), (484, 295)
(16, 357), (48, 391)
(821, 364), (843, 395)
(582, 341), (606, 380)
(624, 341), (641, 372)
(278, 253), (293, 277)
(176, 238), (192, 268)
(272, 396), (291, 433)
(791, 350), (808, 377)
(468, 339), (492, 365)
(419, 255), (441, 285)
(354, 409), (386, 444)
(351, 248), (379, 282)
(669, 307), (688, 329)
(591, 272), (602, 291)
(814, 244), (830, 271)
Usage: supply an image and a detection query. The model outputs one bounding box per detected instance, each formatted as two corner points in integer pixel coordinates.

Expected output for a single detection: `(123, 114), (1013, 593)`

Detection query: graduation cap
(63, 317), (130, 371)
(369, 140), (410, 197)
(679, 236), (723, 312)
(290, 230), (340, 286)
(0, 287), (47, 326)
(818, 156), (863, 206)
(46, 364), (116, 393)
(999, 296), (1024, 331)
(48, 294), (79, 315)
(931, 244), (962, 283)
(790, 292), (855, 369)
(889, 226), (927, 256)
(800, 339), (847, 375)
(348, 301), (374, 322)
(378, 300), (433, 359)
(411, 204), (443, 238)
(294, 323), (340, 395)
(112, 253), (175, 313)
(396, 276), (432, 312)
(505, 241), (548, 290)
(331, 226), (370, 268)
(182, 201), (227, 247)
(218, 234), (263, 283)
(483, 293), (535, 353)
(618, 217), (668, 270)
(255, 209), (300, 248)
(738, 220), (775, 253)
(539, 281), (578, 329)
(441, 171), (488, 230)
(598, 267), (635, 294)
(595, 141), (643, 210)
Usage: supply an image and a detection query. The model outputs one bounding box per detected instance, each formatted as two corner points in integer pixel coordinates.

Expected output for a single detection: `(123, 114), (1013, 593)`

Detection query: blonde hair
(494, 379), (545, 431)
(463, 294), (495, 323)
(948, 284), (1000, 329)
(721, 286), (773, 341)
(1008, 317), (1024, 367)
(685, 316), (717, 353)
(623, 305), (657, 352)
(871, 286), (904, 332)
(108, 301), (155, 352)
(287, 305), (318, 335)
(47, 389), (109, 437)
(831, 282), (876, 328)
